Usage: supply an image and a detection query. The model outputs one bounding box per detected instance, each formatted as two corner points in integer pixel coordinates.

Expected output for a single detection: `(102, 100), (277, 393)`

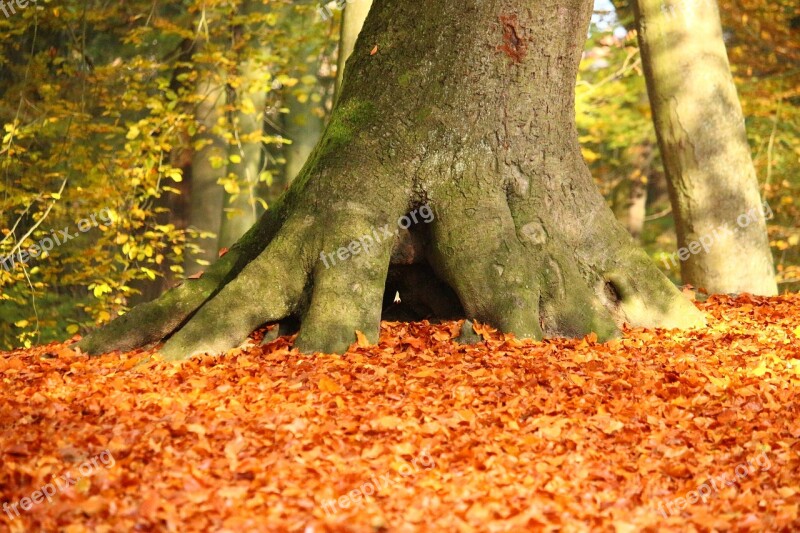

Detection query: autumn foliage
(1, 293), (799, 531)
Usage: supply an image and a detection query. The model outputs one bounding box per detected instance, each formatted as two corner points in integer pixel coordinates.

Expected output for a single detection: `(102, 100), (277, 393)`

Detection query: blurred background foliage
(0, 0), (797, 349)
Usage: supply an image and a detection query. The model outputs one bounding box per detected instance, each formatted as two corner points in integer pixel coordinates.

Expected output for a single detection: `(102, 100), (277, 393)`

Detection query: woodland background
(0, 0), (797, 350)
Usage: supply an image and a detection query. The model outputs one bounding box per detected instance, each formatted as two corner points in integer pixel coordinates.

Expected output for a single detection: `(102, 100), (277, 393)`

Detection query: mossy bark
(79, 0), (704, 359)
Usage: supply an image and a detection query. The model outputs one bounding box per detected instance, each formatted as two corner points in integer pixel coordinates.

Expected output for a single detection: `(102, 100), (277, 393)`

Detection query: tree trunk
(218, 0), (271, 249)
(185, 68), (227, 276)
(334, 0), (372, 99)
(78, 0), (704, 359)
(284, 92), (325, 182)
(632, 0), (777, 295)
(284, 15), (326, 183)
(217, 61), (266, 249)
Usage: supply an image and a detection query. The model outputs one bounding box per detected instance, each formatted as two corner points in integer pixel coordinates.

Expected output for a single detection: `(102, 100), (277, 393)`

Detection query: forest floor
(1, 293), (799, 532)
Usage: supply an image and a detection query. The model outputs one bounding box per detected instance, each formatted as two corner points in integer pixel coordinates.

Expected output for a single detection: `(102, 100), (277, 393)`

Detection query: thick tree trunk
(79, 0), (704, 359)
(632, 0), (777, 295)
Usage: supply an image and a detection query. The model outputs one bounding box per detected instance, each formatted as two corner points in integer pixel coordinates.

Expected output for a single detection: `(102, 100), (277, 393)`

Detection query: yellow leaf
(92, 283), (112, 298)
(126, 126), (140, 140)
(568, 373), (586, 387)
(374, 415), (403, 429)
(581, 147), (600, 162)
(706, 374), (729, 388)
(229, 154), (242, 164)
(66, 324), (80, 335)
(751, 359), (770, 377)
(355, 330), (370, 347)
(75, 476), (91, 494)
(318, 376), (341, 393)
(14, 320), (29, 328)
(412, 367), (437, 378)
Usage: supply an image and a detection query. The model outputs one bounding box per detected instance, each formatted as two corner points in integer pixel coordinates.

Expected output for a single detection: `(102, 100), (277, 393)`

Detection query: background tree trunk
(633, 0), (777, 295)
(218, 0), (270, 249)
(283, 12), (326, 184)
(334, 0), (373, 98)
(284, 93), (324, 182)
(185, 67), (227, 276)
(217, 62), (266, 249)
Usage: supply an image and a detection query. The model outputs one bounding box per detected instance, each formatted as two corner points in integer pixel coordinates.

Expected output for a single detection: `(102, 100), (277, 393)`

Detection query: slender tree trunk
(628, 176), (647, 241)
(284, 13), (326, 183)
(632, 0), (777, 295)
(185, 71), (226, 276)
(334, 0), (372, 98)
(217, 61), (266, 249)
(218, 0), (272, 249)
(79, 0), (703, 359)
(284, 93), (324, 182)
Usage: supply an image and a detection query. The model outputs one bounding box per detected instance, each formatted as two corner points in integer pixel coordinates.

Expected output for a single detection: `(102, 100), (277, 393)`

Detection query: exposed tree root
(79, 174), (705, 360)
(76, 195), (290, 355)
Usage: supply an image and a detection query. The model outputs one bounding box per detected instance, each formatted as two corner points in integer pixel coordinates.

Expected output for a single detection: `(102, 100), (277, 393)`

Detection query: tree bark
(284, 14), (326, 184)
(218, 0), (271, 249)
(632, 0), (777, 295)
(185, 66), (227, 276)
(79, 0), (704, 359)
(284, 92), (324, 182)
(217, 61), (266, 249)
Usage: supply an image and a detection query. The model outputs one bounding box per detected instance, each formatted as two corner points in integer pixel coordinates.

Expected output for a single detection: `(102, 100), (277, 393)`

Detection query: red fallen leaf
(218, 247), (229, 258)
(188, 271), (203, 279)
(7, 443), (28, 456)
(370, 44), (379, 55)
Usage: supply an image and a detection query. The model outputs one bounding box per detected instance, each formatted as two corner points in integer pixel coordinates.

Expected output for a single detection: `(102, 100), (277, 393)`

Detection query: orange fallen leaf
(318, 375), (342, 393)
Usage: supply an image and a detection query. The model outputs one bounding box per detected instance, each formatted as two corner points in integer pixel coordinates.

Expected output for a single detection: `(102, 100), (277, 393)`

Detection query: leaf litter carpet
(1, 293), (799, 532)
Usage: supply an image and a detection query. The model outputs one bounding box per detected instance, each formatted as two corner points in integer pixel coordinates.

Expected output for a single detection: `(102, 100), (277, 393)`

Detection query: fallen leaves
(0, 293), (799, 531)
